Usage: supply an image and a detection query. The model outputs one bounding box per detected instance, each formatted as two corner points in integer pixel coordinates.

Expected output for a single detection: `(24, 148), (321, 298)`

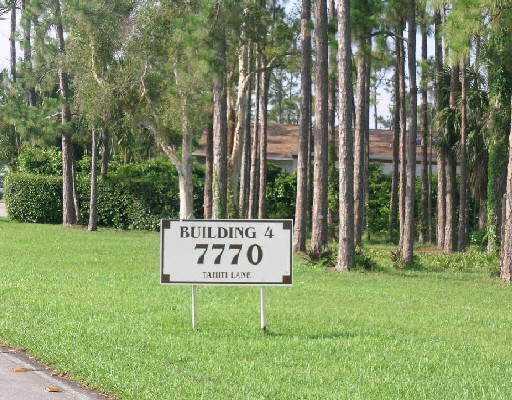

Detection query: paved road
(0, 347), (107, 400)
(0, 201), (6, 218)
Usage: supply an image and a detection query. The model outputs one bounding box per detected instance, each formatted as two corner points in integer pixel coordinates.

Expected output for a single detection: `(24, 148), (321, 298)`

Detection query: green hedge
(4, 173), (63, 223)
(5, 159), (205, 230)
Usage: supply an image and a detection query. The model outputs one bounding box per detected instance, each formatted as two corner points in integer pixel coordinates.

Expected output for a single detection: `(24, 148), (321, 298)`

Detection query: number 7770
(194, 244), (263, 265)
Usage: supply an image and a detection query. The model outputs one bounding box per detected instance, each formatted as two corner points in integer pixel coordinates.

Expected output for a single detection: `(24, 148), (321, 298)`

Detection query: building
(194, 124), (437, 176)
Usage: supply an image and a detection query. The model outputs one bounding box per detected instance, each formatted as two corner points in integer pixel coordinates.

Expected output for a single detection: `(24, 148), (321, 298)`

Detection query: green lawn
(1, 219), (511, 399)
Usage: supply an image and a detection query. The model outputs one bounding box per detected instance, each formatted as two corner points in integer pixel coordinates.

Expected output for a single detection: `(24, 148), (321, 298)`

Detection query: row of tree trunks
(401, 0), (417, 264)
(310, 0), (329, 257)
(336, 0), (355, 271)
(293, 0), (312, 252)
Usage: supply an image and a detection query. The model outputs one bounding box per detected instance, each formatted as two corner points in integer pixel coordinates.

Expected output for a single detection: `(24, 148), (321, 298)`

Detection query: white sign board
(160, 219), (293, 286)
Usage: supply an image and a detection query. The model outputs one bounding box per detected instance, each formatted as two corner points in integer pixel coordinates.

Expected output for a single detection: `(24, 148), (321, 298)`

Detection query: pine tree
(311, 0), (329, 256)
(293, 0), (312, 252)
(401, 0), (417, 264)
(336, 0), (354, 271)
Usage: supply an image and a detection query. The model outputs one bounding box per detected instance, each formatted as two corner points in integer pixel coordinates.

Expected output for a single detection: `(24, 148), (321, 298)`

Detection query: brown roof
(194, 123), (435, 161)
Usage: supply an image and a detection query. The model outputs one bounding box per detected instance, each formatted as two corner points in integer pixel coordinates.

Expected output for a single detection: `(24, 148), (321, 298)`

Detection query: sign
(160, 219), (293, 286)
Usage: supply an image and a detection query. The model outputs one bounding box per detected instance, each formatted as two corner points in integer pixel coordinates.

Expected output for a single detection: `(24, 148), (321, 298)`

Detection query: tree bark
(88, 128), (98, 231)
(444, 64), (459, 253)
(336, 0), (354, 271)
(100, 129), (109, 176)
(22, 0), (37, 106)
(212, 29), (228, 219)
(402, 1), (417, 264)
(294, 0), (312, 252)
(398, 20), (407, 249)
(55, 0), (77, 226)
(419, 18), (429, 243)
(311, 0), (329, 256)
(257, 63), (270, 219)
(327, 0), (337, 228)
(389, 32), (400, 244)
(228, 44), (250, 218)
(434, 10), (446, 249)
(204, 126), (213, 219)
(353, 46), (368, 247)
(457, 60), (468, 251)
(500, 98), (512, 282)
(10, 0), (16, 82)
(248, 61), (261, 219)
(239, 57), (253, 219)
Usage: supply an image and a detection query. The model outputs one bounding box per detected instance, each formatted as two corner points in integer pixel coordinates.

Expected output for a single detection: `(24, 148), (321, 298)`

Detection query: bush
(4, 173), (62, 223)
(18, 146), (62, 175)
(266, 167), (296, 219)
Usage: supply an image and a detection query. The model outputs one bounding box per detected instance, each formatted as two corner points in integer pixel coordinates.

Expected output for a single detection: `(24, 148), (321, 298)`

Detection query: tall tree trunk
(353, 46), (368, 246)
(419, 18), (429, 243)
(434, 10), (446, 249)
(311, 0), (329, 256)
(228, 44), (250, 218)
(100, 129), (109, 176)
(294, 0), (312, 252)
(499, 98), (512, 282)
(55, 0), (77, 226)
(88, 128), (98, 231)
(444, 64), (459, 253)
(363, 49), (371, 240)
(336, 0), (354, 271)
(398, 20), (407, 249)
(22, 0), (36, 106)
(10, 0), (16, 82)
(457, 60), (469, 251)
(248, 61), (261, 219)
(179, 128), (194, 220)
(204, 126), (213, 219)
(239, 57), (253, 219)
(327, 0), (337, 228)
(389, 33), (400, 244)
(212, 28), (228, 219)
(402, 1), (417, 264)
(428, 125), (433, 242)
(257, 62), (269, 219)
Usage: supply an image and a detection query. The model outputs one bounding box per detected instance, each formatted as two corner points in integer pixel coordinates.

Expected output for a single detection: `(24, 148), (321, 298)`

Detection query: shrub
(266, 168), (296, 219)
(78, 158), (204, 230)
(18, 146), (62, 175)
(4, 173), (62, 223)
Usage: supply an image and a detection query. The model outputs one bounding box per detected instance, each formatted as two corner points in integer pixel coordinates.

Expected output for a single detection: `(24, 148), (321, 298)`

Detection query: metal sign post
(191, 285), (197, 329)
(161, 219), (292, 330)
(260, 287), (266, 330)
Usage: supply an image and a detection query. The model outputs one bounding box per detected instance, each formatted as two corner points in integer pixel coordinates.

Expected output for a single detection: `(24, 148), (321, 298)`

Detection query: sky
(0, 5), (435, 129)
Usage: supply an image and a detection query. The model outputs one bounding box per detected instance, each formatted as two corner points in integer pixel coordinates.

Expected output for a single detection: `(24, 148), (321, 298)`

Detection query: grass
(0, 219), (511, 399)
